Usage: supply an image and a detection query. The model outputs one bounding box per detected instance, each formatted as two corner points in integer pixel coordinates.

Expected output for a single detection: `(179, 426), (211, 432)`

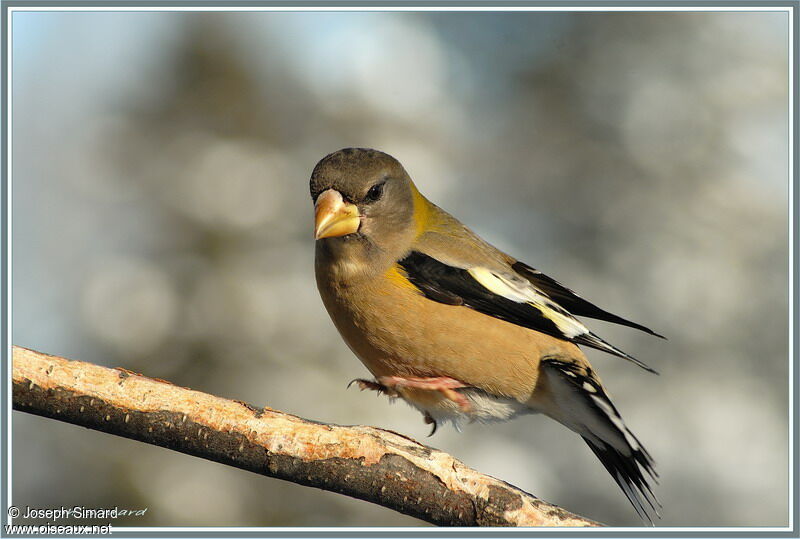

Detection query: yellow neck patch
(409, 182), (434, 238)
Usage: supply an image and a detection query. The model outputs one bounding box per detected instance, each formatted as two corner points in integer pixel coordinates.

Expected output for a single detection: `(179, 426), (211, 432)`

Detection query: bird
(310, 147), (663, 523)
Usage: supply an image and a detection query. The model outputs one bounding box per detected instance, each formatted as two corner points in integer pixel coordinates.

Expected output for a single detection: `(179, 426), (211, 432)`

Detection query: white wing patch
(467, 266), (589, 338)
(467, 267), (531, 302)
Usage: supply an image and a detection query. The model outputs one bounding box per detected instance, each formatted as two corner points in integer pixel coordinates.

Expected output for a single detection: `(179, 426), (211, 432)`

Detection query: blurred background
(11, 10), (789, 527)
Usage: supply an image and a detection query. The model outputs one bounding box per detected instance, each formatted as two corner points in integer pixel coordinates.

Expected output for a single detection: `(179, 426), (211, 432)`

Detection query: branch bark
(11, 345), (601, 527)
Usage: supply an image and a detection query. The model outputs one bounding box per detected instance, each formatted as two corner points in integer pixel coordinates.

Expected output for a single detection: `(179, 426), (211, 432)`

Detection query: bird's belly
(316, 271), (561, 402)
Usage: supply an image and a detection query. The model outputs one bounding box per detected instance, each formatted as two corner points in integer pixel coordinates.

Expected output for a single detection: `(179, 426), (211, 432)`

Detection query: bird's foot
(348, 378), (400, 397)
(376, 375), (472, 413)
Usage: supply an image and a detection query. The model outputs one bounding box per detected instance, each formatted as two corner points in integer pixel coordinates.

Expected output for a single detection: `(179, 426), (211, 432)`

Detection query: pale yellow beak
(314, 189), (361, 240)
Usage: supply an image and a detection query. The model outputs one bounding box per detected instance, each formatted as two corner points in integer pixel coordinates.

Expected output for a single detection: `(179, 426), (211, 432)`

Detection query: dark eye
(364, 181), (386, 203)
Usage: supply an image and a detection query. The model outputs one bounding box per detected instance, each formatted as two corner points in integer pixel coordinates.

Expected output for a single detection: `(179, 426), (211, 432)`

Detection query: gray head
(310, 148), (409, 203)
(310, 148), (421, 265)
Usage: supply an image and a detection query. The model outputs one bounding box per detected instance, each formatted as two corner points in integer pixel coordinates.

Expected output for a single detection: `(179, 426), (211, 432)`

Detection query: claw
(348, 378), (400, 397)
(348, 378), (384, 392)
(424, 411), (438, 436)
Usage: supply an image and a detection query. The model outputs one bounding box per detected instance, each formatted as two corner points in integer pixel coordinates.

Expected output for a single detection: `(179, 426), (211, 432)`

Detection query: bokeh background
(12, 10), (789, 527)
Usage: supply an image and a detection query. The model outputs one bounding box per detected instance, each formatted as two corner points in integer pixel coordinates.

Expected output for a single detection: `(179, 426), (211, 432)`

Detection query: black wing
(397, 251), (658, 374)
(513, 261), (665, 339)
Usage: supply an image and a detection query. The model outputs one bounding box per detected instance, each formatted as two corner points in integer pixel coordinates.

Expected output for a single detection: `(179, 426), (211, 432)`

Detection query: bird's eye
(364, 182), (386, 203)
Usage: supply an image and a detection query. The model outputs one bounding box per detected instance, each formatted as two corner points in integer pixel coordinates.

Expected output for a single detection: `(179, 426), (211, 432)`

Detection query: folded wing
(397, 251), (659, 374)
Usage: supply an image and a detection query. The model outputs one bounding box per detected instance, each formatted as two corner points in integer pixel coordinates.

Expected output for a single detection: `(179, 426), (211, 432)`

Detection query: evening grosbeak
(310, 148), (663, 522)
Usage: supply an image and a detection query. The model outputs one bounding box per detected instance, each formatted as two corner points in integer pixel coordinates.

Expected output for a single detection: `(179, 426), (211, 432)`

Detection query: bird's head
(310, 148), (424, 261)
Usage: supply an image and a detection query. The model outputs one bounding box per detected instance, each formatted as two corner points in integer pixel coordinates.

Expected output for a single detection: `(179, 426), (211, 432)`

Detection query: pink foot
(376, 375), (472, 413)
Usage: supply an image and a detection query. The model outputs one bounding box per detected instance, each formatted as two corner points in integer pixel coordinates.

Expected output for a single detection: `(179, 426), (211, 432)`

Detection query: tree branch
(11, 345), (601, 527)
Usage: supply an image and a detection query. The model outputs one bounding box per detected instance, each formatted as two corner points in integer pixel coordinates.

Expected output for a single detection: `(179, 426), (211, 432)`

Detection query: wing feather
(398, 251), (658, 373)
(512, 261), (665, 339)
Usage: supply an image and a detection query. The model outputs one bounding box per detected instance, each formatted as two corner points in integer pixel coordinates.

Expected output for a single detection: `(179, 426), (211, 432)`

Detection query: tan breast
(315, 261), (587, 403)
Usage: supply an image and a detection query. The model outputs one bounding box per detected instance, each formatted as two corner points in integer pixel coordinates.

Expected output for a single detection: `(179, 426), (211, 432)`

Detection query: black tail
(584, 435), (661, 524)
(541, 359), (660, 524)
